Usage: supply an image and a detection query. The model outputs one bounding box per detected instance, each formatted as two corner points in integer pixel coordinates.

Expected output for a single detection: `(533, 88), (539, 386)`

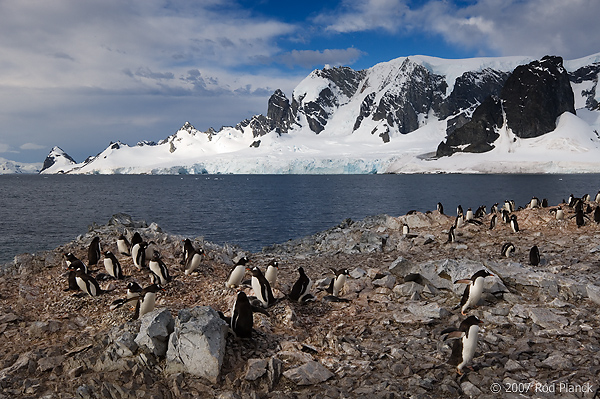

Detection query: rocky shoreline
(1, 202), (599, 398)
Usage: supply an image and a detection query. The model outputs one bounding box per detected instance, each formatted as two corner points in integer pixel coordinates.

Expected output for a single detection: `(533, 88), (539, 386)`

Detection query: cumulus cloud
(316, 0), (411, 34)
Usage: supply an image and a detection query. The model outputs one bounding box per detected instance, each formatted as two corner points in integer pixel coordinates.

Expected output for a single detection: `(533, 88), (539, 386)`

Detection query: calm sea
(1, 174), (599, 264)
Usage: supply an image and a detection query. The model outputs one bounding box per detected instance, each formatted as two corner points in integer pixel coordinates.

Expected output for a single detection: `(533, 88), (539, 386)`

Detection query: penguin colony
(59, 189), (600, 378)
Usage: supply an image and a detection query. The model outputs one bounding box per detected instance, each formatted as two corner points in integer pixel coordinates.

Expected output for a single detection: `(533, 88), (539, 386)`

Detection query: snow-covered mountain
(0, 157), (41, 174)
(41, 53), (600, 174)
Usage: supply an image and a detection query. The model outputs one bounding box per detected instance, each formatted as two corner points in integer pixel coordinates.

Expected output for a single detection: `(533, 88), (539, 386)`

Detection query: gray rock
(528, 307), (569, 329)
(282, 360), (334, 386)
(460, 381), (482, 397)
(350, 267), (367, 279)
(114, 331), (139, 358)
(372, 274), (396, 289)
(135, 308), (174, 357)
(393, 282), (424, 297)
(245, 359), (268, 381)
(586, 284), (600, 305)
(166, 306), (228, 384)
(407, 302), (450, 319)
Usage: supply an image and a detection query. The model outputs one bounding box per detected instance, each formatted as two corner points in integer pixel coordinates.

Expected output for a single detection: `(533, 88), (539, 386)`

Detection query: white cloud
(0, 143), (9, 153)
(20, 143), (46, 150)
(316, 0), (411, 34)
(276, 48), (366, 68)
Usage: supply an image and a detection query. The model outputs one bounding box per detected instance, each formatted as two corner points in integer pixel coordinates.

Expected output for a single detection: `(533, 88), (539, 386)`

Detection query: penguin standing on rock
(72, 265), (102, 296)
(182, 239), (205, 275)
(149, 250), (171, 285)
(510, 215), (519, 233)
(110, 284), (165, 319)
(289, 267), (314, 302)
(132, 242), (148, 270)
(437, 202), (444, 214)
(594, 206), (600, 224)
(249, 266), (276, 308)
(225, 256), (249, 288)
(117, 234), (131, 256)
(454, 270), (494, 315)
(442, 316), (482, 375)
(326, 268), (349, 297)
(489, 214), (497, 230)
(265, 260), (279, 288)
(529, 245), (540, 266)
(64, 253), (87, 291)
(103, 251), (123, 279)
(88, 237), (101, 267)
(447, 225), (456, 243)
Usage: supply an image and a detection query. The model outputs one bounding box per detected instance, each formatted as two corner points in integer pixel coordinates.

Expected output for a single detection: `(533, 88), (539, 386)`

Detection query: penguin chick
(454, 270), (494, 315)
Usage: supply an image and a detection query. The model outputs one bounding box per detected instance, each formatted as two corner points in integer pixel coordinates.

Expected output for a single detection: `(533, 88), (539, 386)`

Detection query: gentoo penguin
(501, 242), (515, 257)
(117, 234), (131, 256)
(103, 250), (123, 279)
(131, 241), (148, 270)
(490, 203), (498, 214)
(582, 193), (591, 202)
(454, 215), (464, 229)
(447, 225), (456, 243)
(131, 232), (143, 247)
(144, 241), (159, 261)
(443, 316), (482, 375)
(573, 205), (588, 228)
(489, 214), (497, 230)
(568, 194), (576, 207)
(504, 200), (512, 212)
(249, 266), (275, 308)
(110, 284), (164, 319)
(225, 256), (250, 288)
(454, 270), (494, 315)
(595, 190), (600, 203)
(73, 267), (102, 296)
(437, 202), (444, 215)
(88, 237), (101, 267)
(148, 250), (171, 285)
(465, 208), (474, 221)
(265, 260), (279, 288)
(529, 245), (540, 266)
(474, 205), (486, 218)
(182, 239), (205, 275)
(541, 198), (548, 207)
(326, 268), (349, 297)
(594, 206), (600, 224)
(457, 205), (464, 218)
(554, 206), (565, 220)
(529, 197), (539, 209)
(510, 214), (519, 233)
(289, 267), (314, 302)
(64, 252), (88, 274)
(501, 209), (510, 223)
(230, 291), (254, 338)
(126, 281), (143, 299)
(402, 223), (410, 236)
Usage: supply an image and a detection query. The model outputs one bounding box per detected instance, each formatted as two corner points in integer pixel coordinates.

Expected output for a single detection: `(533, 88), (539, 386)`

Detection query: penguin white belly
(104, 258), (116, 278)
(265, 266), (277, 287)
(465, 278), (484, 310)
(251, 277), (267, 307)
(148, 261), (164, 284)
(76, 276), (97, 296)
(132, 244), (141, 269)
(117, 240), (130, 255)
(139, 292), (156, 317)
(556, 209), (564, 220)
(185, 253), (202, 275)
(458, 325), (479, 371)
(226, 265), (246, 288)
(333, 275), (346, 296)
(299, 279), (313, 301)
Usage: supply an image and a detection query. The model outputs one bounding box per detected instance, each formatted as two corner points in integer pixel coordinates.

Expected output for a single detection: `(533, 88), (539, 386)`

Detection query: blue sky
(1, 0), (599, 163)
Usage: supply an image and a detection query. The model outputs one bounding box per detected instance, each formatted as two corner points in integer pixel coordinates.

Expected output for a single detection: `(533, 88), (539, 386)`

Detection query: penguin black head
(471, 270), (493, 280)
(151, 250), (161, 261)
(236, 256), (250, 266)
(461, 315), (482, 331)
(268, 260), (279, 268)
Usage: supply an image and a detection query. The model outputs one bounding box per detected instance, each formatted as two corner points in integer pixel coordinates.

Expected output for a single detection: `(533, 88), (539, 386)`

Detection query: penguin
(510, 214), (519, 233)
(573, 205), (589, 228)
(103, 250), (123, 279)
(454, 215), (464, 229)
(465, 208), (474, 221)
(501, 242), (515, 257)
(265, 260), (279, 288)
(541, 198), (548, 208)
(489, 214), (497, 230)
(249, 266), (275, 308)
(131, 232), (143, 247)
(289, 267), (314, 302)
(457, 205), (464, 218)
(73, 267), (102, 297)
(582, 193), (591, 202)
(148, 250), (171, 285)
(117, 234), (131, 256)
(568, 194), (577, 207)
(504, 200), (512, 212)
(490, 203), (498, 214)
(443, 315), (482, 375)
(326, 268), (349, 297)
(594, 206), (600, 224)
(454, 270), (494, 315)
(131, 241), (148, 270)
(126, 281), (143, 299)
(145, 241), (159, 261)
(225, 256), (249, 288)
(230, 290), (254, 338)
(182, 239), (205, 275)
(595, 190), (600, 204)
(529, 197), (539, 209)
(529, 245), (540, 266)
(64, 252), (88, 274)
(474, 205), (486, 218)
(447, 225), (456, 243)
(402, 223), (410, 236)
(110, 284), (164, 319)
(437, 202), (444, 215)
(88, 236), (101, 267)
(554, 206), (565, 220)
(501, 209), (510, 223)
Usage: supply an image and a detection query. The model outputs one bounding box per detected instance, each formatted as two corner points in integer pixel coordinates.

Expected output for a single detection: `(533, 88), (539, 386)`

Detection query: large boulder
(165, 306), (228, 383)
(134, 308), (175, 357)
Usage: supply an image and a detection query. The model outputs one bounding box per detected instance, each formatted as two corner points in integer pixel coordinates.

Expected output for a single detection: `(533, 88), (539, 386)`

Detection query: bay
(1, 174), (598, 264)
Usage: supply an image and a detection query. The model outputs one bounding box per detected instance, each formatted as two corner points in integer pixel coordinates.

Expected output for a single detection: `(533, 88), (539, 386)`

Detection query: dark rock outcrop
(40, 146), (76, 172)
(501, 55), (575, 138)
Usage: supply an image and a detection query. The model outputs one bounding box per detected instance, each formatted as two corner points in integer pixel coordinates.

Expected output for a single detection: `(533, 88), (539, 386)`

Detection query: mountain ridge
(36, 52), (600, 174)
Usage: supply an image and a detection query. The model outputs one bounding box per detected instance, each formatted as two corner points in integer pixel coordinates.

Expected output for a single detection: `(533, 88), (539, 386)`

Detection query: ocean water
(1, 174), (599, 264)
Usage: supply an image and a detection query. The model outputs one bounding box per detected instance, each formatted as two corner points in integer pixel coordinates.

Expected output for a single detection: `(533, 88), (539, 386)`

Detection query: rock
(135, 308), (175, 357)
(114, 331), (139, 358)
(528, 307), (569, 329)
(165, 306), (228, 384)
(393, 281), (424, 297)
(586, 284), (600, 305)
(245, 359), (268, 381)
(407, 302), (450, 319)
(282, 360), (334, 386)
(460, 381), (482, 397)
(372, 274), (396, 289)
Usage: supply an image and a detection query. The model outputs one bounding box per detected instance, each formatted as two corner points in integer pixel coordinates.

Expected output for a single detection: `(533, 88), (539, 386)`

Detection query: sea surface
(1, 174), (599, 264)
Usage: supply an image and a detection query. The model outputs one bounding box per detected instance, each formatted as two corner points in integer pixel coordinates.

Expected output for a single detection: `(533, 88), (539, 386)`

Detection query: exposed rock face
(570, 62), (600, 111)
(266, 89), (293, 134)
(501, 55), (575, 138)
(40, 146), (76, 173)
